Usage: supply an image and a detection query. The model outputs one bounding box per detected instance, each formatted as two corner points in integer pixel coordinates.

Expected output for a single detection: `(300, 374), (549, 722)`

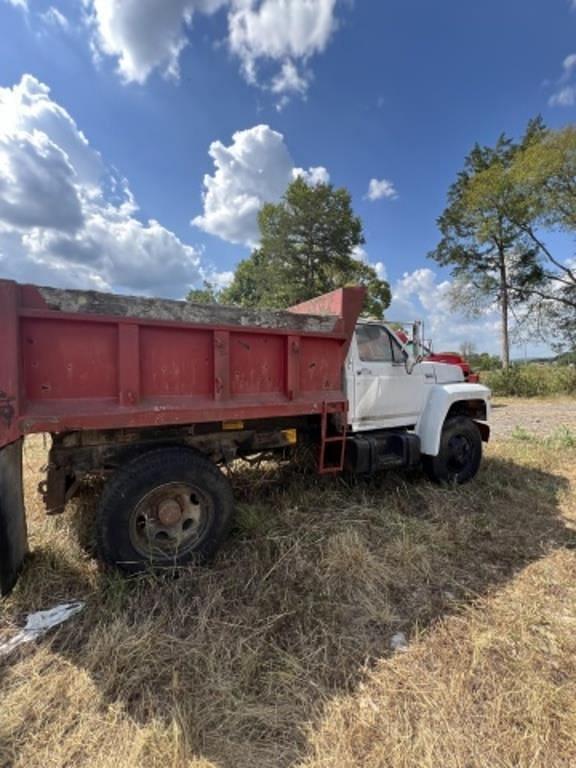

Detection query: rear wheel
(96, 447), (233, 574)
(423, 416), (482, 485)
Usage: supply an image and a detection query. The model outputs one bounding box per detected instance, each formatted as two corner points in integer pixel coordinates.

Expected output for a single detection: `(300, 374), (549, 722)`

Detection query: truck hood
(420, 360), (465, 384)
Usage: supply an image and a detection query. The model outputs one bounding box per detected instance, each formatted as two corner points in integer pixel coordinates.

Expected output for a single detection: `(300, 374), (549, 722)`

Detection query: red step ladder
(318, 400), (348, 474)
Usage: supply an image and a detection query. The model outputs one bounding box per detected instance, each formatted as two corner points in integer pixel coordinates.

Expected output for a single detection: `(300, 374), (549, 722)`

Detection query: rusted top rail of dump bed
(0, 280), (365, 448)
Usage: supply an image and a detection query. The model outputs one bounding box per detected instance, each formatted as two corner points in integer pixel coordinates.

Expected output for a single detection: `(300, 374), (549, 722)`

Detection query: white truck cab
(343, 321), (491, 484)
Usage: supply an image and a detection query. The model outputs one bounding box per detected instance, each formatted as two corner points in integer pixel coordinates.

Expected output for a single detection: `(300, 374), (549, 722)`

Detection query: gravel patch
(491, 398), (576, 439)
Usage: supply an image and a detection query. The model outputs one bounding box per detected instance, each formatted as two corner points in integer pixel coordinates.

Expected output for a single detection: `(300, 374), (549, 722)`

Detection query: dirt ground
(491, 397), (576, 439)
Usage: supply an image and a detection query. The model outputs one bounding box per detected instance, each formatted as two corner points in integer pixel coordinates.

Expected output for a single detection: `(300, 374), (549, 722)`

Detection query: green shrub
(482, 364), (576, 397)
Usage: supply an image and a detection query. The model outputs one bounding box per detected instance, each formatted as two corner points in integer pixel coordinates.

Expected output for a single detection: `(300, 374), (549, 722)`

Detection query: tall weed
(483, 364), (576, 397)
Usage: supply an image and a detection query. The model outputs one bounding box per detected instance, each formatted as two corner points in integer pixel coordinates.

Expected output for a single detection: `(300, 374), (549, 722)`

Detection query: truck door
(0, 439), (28, 596)
(349, 324), (430, 431)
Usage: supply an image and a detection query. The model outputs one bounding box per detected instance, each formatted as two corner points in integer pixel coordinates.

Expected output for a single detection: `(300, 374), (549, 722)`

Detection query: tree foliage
(459, 340), (477, 360)
(432, 118), (576, 360)
(223, 177), (391, 317)
(459, 341), (501, 371)
(429, 118), (547, 368)
(508, 127), (576, 350)
(186, 281), (222, 305)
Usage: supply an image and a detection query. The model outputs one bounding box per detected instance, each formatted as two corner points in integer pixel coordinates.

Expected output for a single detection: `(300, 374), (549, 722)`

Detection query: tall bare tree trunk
(499, 248), (510, 369)
(501, 287), (510, 369)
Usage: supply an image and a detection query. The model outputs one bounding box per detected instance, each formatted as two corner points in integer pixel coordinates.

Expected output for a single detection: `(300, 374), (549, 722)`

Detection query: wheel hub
(157, 498), (183, 526)
(448, 435), (472, 470)
(129, 482), (210, 559)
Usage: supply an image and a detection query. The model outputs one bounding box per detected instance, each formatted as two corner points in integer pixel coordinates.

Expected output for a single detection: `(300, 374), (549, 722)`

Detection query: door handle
(357, 368), (372, 376)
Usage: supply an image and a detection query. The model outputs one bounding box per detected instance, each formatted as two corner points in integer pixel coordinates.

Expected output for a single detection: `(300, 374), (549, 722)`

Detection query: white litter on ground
(0, 602), (85, 658)
(390, 631), (409, 652)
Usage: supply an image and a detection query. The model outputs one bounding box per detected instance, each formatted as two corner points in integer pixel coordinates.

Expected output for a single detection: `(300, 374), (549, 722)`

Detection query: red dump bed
(0, 280), (365, 449)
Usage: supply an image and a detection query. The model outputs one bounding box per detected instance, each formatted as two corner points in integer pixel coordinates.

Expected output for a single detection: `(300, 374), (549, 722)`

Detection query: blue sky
(0, 0), (575, 355)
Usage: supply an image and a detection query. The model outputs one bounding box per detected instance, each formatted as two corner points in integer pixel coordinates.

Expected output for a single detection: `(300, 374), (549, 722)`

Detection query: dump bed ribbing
(0, 280), (365, 448)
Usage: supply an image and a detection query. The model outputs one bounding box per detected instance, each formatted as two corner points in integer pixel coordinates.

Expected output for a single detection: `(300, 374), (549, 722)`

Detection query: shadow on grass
(3, 447), (576, 768)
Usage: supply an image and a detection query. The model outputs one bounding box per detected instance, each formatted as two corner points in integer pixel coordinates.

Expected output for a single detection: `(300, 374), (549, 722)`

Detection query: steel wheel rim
(129, 482), (212, 560)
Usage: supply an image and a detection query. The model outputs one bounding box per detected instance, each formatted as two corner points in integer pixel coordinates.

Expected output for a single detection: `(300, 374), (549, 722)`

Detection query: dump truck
(0, 280), (491, 595)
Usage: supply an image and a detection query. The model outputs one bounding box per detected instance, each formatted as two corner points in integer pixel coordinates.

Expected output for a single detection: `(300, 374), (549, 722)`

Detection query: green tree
(430, 119), (547, 368)
(187, 281), (222, 305)
(555, 349), (576, 365)
(459, 340), (477, 360)
(223, 177), (391, 317)
(508, 126), (576, 350)
(467, 351), (502, 371)
(457, 342), (502, 371)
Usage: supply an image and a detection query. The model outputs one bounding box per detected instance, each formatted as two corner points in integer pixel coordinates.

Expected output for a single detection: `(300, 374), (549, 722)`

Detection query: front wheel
(423, 416), (482, 485)
(96, 447), (234, 574)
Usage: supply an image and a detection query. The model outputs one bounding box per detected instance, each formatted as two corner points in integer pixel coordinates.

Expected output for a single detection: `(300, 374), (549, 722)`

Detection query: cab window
(356, 325), (407, 364)
(390, 333), (407, 364)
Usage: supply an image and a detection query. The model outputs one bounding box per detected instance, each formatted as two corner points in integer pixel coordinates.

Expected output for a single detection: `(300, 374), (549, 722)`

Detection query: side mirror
(405, 354), (423, 375)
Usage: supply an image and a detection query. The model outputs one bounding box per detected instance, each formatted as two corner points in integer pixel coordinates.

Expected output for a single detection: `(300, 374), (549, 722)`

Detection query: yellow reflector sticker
(222, 420), (244, 431)
(282, 428), (297, 444)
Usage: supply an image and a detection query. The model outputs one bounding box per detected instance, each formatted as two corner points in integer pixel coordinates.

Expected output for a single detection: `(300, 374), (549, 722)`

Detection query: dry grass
(1, 424), (575, 768)
(303, 547), (576, 768)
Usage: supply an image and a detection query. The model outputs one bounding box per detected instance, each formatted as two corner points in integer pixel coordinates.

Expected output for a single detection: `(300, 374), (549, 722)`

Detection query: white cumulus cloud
(85, 0), (341, 103)
(366, 177), (398, 201)
(271, 60), (311, 104)
(0, 74), (204, 297)
(388, 267), (505, 354)
(352, 244), (388, 282)
(293, 165), (330, 185)
(228, 0), (337, 65)
(228, 0), (337, 99)
(549, 52), (576, 107)
(86, 0), (227, 84)
(23, 207), (202, 294)
(392, 268), (452, 315)
(0, 130), (84, 232)
(0, 74), (104, 189)
(550, 86), (576, 107)
(193, 124), (330, 246)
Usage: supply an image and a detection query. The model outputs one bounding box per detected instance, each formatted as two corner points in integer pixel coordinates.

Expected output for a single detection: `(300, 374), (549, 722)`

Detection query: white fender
(416, 383), (491, 456)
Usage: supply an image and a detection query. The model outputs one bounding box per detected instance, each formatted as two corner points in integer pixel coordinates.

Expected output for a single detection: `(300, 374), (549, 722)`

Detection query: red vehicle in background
(424, 351), (480, 383)
(394, 329), (480, 383)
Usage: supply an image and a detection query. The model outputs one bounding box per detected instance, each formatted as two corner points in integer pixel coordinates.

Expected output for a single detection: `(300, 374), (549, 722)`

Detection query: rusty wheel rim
(129, 482), (212, 560)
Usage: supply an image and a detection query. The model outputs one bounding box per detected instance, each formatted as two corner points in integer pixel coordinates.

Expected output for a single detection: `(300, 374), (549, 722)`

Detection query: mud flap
(0, 439), (28, 596)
